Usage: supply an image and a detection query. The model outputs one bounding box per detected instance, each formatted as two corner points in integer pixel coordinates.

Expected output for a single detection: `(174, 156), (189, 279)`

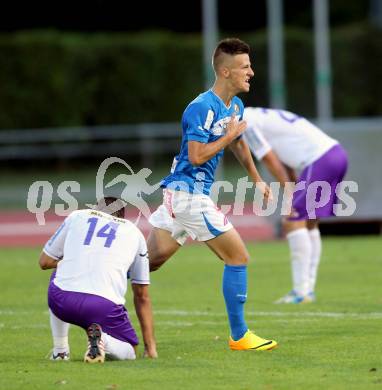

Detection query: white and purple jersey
(43, 209), (149, 305)
(161, 89), (244, 195)
(243, 107), (338, 170)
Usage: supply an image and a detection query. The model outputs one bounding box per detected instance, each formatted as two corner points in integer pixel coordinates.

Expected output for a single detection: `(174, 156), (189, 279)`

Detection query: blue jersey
(161, 90), (244, 195)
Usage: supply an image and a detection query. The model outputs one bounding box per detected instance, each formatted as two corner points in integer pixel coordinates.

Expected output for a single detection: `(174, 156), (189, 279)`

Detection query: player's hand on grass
(225, 114), (247, 142)
(143, 347), (158, 359)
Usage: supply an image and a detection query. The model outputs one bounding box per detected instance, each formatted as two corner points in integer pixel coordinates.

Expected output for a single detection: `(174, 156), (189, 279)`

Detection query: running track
(0, 207), (275, 247)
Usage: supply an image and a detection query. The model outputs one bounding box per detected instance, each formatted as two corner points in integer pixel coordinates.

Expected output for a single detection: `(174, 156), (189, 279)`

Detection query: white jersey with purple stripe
(161, 89), (244, 195)
(243, 107), (338, 170)
(43, 209), (149, 305)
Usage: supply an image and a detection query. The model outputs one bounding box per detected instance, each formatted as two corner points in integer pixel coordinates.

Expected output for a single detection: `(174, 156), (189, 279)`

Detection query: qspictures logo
(27, 157), (358, 225)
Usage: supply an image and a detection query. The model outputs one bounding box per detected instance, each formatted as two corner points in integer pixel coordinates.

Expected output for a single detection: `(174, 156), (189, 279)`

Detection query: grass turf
(0, 237), (381, 389)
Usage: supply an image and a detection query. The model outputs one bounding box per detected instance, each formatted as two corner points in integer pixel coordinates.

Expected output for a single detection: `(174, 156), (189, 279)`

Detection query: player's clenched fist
(256, 181), (273, 202)
(225, 114), (247, 141)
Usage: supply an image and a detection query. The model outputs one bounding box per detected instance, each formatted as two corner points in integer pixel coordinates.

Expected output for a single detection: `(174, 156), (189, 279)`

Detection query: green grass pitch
(1, 237), (381, 389)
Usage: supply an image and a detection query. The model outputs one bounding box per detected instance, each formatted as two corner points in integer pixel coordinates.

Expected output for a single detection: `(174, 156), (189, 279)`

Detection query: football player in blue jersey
(148, 38), (277, 351)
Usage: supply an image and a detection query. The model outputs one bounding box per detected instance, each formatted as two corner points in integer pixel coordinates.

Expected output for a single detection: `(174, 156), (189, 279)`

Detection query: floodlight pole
(370, 0), (382, 28)
(267, 0), (286, 108)
(313, 0), (332, 125)
(202, 0), (225, 180)
(202, 0), (218, 90)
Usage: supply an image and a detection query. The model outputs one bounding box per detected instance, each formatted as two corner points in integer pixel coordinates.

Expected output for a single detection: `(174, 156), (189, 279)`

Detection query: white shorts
(149, 189), (233, 245)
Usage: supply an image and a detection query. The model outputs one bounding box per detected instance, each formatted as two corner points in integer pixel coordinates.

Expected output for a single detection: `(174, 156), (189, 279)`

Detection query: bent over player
(243, 107), (348, 303)
(148, 38), (277, 351)
(39, 197), (157, 362)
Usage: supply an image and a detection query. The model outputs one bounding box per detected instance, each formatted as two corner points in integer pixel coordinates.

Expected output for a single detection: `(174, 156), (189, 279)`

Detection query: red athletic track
(0, 207), (275, 247)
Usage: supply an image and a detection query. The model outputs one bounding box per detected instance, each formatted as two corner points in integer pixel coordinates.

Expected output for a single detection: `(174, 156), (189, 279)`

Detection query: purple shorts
(48, 280), (139, 346)
(289, 144), (348, 221)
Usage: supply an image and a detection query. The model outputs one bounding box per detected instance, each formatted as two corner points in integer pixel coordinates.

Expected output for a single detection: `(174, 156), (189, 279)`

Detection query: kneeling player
(39, 197), (157, 362)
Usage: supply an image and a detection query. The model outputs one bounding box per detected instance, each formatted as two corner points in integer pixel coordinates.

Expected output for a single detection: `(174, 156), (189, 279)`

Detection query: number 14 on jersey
(83, 217), (119, 248)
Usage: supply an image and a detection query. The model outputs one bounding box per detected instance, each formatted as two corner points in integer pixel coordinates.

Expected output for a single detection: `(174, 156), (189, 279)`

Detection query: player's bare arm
(132, 283), (157, 358)
(39, 252), (59, 270)
(283, 163), (298, 183)
(261, 150), (291, 186)
(230, 137), (272, 201)
(188, 115), (247, 166)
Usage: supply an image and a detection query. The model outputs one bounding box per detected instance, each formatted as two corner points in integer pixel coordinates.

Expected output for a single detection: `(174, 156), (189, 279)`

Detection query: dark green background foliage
(0, 24), (381, 129)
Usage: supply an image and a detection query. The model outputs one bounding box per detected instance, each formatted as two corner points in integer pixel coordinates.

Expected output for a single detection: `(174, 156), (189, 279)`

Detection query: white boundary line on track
(0, 222), (61, 236)
(0, 213), (269, 237)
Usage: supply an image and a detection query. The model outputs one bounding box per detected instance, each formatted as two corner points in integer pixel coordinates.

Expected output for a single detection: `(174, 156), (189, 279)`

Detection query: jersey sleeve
(184, 102), (214, 144)
(43, 215), (72, 260)
(243, 125), (272, 161)
(128, 232), (150, 285)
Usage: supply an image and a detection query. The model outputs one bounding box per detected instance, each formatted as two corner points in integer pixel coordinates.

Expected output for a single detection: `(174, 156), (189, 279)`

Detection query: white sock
(102, 333), (136, 360)
(308, 228), (322, 293)
(49, 309), (70, 354)
(286, 228), (312, 296)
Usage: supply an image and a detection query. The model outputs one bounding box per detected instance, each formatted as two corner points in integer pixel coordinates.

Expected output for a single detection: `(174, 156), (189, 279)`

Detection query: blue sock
(222, 264), (248, 341)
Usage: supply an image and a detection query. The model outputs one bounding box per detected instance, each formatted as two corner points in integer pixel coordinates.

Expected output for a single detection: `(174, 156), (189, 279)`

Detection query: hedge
(0, 24), (380, 129)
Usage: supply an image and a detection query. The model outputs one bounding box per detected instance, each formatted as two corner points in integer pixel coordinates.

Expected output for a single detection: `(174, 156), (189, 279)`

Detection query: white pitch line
(154, 309), (382, 320)
(10, 324), (48, 330)
(1, 309), (381, 320)
(0, 322), (211, 330)
(0, 310), (34, 315)
(0, 319), (326, 331)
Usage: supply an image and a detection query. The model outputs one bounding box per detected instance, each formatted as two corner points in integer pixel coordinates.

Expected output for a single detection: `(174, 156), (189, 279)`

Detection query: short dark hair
(212, 38), (250, 71)
(96, 196), (126, 219)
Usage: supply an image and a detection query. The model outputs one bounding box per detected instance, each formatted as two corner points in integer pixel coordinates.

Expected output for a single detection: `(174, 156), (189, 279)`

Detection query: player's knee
(225, 252), (249, 266)
(149, 257), (162, 272)
(282, 218), (306, 235)
(148, 248), (170, 272)
(240, 247), (250, 265)
(242, 254), (250, 265)
(239, 253), (250, 265)
(120, 344), (136, 360)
